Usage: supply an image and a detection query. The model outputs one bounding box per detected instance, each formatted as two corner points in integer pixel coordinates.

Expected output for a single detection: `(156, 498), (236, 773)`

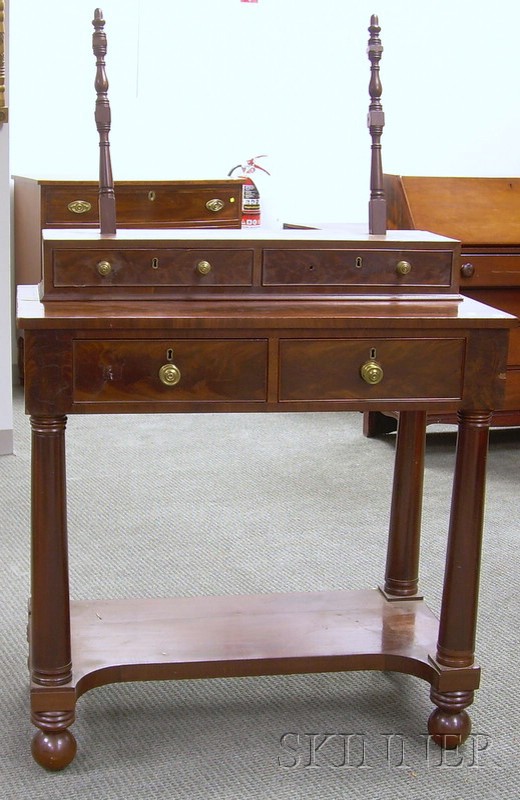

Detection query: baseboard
(0, 428), (14, 456)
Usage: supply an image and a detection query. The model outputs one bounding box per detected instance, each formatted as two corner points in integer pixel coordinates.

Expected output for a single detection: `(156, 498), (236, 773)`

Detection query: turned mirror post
(367, 14), (386, 235)
(92, 8), (116, 234)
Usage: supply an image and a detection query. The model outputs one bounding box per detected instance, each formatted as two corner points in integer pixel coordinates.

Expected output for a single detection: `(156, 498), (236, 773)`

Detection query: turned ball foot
(31, 728), (77, 771)
(427, 706), (471, 749)
(428, 688), (473, 749)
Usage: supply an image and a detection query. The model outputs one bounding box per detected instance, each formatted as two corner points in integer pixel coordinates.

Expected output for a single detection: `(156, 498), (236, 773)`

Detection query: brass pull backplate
(206, 198), (225, 213)
(68, 200), (92, 214)
(360, 360), (384, 385)
(159, 363), (181, 387)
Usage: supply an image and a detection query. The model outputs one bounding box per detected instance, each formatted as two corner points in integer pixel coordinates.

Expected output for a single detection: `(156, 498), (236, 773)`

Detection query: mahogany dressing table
(16, 12), (516, 770)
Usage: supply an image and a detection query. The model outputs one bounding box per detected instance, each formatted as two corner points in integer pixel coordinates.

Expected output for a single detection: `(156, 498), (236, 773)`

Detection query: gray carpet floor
(1, 385), (519, 799)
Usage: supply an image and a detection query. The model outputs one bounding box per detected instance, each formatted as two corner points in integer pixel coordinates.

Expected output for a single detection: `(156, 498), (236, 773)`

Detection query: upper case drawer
(279, 338), (465, 401)
(41, 181), (243, 228)
(50, 248), (254, 288)
(73, 339), (268, 404)
(263, 249), (454, 290)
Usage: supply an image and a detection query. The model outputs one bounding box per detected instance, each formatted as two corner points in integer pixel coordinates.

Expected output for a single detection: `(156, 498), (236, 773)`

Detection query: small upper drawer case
(40, 228), (460, 301)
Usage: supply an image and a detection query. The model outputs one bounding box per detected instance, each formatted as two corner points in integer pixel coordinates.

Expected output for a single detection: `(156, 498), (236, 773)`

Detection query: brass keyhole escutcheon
(206, 198), (225, 213)
(360, 359), (384, 385)
(148, 191), (156, 201)
(97, 260), (112, 277)
(159, 364), (181, 387)
(197, 260), (212, 275)
(396, 260), (412, 276)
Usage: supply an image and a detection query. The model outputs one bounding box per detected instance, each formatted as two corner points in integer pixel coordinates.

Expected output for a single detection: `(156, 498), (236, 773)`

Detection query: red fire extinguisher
(228, 155), (270, 227)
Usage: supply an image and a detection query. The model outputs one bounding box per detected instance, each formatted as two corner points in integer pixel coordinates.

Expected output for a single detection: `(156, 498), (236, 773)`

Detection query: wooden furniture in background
(13, 177), (243, 286)
(16, 11), (517, 771)
(364, 175), (520, 435)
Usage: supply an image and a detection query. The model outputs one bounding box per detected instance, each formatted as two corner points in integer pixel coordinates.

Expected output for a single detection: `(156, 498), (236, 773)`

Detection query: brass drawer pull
(97, 260), (112, 277)
(396, 260), (412, 276)
(68, 200), (92, 214)
(159, 363), (181, 387)
(460, 262), (475, 278)
(197, 260), (212, 275)
(360, 359), (384, 385)
(206, 198), (225, 213)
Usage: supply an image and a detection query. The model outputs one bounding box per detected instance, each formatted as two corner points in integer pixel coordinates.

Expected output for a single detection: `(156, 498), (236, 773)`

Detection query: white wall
(8, 0), (520, 224)
(1, 0), (13, 456)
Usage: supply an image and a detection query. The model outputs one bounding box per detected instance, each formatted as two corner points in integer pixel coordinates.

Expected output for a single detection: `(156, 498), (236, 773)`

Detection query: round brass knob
(396, 260), (412, 276)
(97, 260), (112, 277)
(360, 360), (384, 385)
(159, 364), (181, 387)
(197, 260), (212, 275)
(206, 198), (225, 213)
(460, 262), (475, 278)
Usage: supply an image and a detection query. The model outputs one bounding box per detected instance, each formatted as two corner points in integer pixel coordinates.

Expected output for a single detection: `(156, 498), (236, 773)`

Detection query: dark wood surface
(16, 10), (517, 771)
(92, 9), (116, 234)
(13, 178), (244, 287)
(18, 247), (515, 767)
(38, 227), (461, 302)
(367, 14), (386, 235)
(364, 175), (520, 435)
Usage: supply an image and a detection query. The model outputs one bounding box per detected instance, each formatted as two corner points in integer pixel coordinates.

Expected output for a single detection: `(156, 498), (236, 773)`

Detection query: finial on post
(93, 8), (116, 235)
(367, 14), (386, 235)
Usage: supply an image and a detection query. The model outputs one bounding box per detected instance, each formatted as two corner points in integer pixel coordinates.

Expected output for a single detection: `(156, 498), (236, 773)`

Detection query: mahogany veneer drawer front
(41, 230), (460, 301)
(42, 182), (242, 227)
(18, 177), (243, 228)
(279, 338), (465, 401)
(73, 339), (268, 404)
(51, 248), (254, 288)
(263, 248), (453, 289)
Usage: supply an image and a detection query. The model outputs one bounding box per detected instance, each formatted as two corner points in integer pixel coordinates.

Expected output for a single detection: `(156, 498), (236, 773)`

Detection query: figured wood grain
(62, 589), (466, 693)
(385, 175), (520, 244)
(73, 338), (268, 403)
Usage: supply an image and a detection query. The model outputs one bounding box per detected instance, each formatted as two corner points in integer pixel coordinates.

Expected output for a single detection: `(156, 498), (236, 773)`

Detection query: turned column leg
(383, 410), (426, 597)
(30, 415), (77, 770)
(428, 410), (492, 748)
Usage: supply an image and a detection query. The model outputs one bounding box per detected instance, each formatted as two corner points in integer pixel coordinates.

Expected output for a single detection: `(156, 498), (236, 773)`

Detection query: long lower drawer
(73, 339), (268, 403)
(279, 338), (465, 401)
